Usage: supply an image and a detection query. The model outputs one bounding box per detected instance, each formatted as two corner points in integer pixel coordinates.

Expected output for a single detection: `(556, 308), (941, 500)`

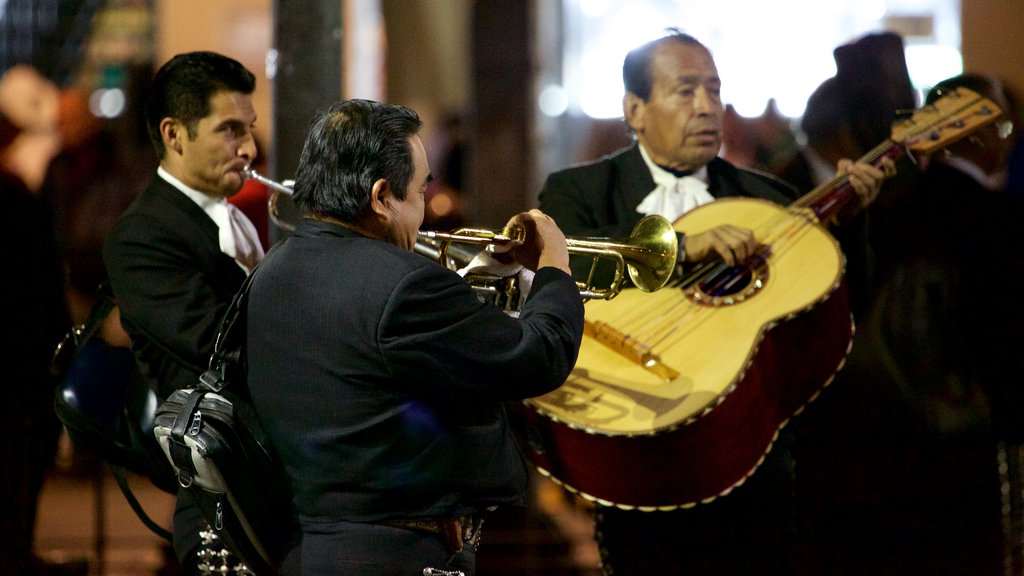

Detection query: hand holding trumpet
(492, 209), (571, 275)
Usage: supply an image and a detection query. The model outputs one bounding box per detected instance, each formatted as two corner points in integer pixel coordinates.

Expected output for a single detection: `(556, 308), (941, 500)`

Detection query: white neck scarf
(635, 145), (714, 221)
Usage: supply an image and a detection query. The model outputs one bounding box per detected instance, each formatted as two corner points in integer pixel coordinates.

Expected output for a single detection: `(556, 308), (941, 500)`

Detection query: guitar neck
(790, 86), (1005, 224)
(790, 140), (906, 224)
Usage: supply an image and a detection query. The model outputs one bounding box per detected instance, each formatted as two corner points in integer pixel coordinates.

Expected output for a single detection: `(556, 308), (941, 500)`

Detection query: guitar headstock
(892, 87), (1004, 156)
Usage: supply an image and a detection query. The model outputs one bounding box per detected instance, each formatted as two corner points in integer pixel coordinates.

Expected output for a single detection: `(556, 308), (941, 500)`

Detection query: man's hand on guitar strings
(684, 224), (759, 266)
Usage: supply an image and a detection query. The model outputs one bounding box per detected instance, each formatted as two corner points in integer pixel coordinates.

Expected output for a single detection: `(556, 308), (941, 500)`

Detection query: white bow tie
(636, 175), (714, 221)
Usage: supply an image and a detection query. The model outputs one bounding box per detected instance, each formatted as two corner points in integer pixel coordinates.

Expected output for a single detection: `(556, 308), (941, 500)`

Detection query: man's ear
(369, 178), (391, 219)
(160, 118), (184, 154)
(623, 92), (645, 133)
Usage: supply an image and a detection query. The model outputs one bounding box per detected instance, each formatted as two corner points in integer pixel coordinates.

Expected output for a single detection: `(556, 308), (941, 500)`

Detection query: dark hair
(832, 33), (915, 155)
(145, 51), (255, 158)
(926, 73), (1004, 107)
(292, 99), (422, 222)
(623, 28), (708, 101)
(801, 77), (849, 146)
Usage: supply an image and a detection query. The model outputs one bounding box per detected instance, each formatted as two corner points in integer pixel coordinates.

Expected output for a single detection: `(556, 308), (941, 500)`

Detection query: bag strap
(168, 389), (208, 488)
(79, 282), (117, 342)
(109, 464), (174, 541)
(52, 281), (176, 542)
(200, 255), (266, 394)
(51, 281), (117, 375)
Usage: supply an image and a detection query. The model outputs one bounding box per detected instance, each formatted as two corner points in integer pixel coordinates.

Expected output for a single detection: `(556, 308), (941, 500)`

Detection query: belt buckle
(460, 514), (484, 549)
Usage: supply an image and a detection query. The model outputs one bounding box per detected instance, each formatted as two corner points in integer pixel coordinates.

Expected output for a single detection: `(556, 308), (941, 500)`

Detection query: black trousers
(283, 519), (476, 576)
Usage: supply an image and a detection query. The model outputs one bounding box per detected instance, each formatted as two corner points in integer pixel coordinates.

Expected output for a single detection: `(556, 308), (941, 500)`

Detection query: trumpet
(244, 167), (297, 232)
(422, 215), (678, 307)
(244, 169), (678, 308)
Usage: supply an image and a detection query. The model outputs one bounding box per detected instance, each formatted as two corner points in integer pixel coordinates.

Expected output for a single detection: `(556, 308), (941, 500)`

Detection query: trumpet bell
(566, 213), (677, 300)
(623, 214), (678, 292)
(423, 214), (679, 309)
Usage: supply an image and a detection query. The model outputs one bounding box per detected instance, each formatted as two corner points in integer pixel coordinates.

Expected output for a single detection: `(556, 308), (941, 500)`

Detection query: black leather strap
(168, 389), (207, 486)
(110, 464), (173, 540)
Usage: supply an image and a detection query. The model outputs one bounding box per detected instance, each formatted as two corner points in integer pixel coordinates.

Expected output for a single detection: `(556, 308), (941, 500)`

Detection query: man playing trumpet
(245, 99), (585, 576)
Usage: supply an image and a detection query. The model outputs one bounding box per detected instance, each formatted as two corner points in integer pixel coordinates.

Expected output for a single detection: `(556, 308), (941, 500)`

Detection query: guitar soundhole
(688, 261), (769, 305)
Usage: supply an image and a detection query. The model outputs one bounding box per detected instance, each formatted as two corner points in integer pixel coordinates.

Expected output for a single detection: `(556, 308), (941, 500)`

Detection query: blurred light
(579, 49), (625, 119)
(578, 0), (612, 18)
(863, 0), (889, 20)
(265, 48), (279, 80)
(579, 85), (624, 119)
(776, 95), (810, 118)
(905, 44), (963, 91)
(429, 191), (455, 217)
(729, 94), (770, 119)
(89, 88), (126, 118)
(538, 84), (569, 117)
(568, 1), (962, 123)
(576, 3), (664, 119)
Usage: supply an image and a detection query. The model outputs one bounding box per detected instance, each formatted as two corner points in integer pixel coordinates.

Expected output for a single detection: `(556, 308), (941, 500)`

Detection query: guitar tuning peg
(893, 108), (916, 121)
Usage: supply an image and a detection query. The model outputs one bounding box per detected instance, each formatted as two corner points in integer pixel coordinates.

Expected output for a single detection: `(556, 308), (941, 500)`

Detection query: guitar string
(642, 209), (834, 353)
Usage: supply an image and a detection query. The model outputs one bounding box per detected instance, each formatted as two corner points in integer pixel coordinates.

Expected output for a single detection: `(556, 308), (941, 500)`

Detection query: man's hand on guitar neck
(831, 157), (897, 225)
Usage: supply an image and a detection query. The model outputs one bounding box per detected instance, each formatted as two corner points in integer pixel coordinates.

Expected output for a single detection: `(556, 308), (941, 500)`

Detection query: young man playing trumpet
(103, 50), (264, 574)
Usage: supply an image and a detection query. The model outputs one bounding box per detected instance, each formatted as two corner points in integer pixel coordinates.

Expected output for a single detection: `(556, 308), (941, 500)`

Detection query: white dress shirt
(157, 166), (265, 274)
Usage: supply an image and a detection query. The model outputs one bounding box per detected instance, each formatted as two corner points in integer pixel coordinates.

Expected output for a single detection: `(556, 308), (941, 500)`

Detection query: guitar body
(519, 197), (853, 509)
(519, 88), (1002, 509)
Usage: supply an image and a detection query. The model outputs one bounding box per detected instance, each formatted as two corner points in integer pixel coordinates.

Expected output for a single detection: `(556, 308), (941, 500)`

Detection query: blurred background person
(0, 64), (85, 576)
(795, 69), (1024, 576)
(772, 76), (860, 194)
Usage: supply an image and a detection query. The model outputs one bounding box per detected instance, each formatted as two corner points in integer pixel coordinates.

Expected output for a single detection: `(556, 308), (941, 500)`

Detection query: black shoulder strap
(50, 281), (116, 375)
(168, 389), (208, 486)
(199, 257), (265, 394)
(109, 465), (173, 541)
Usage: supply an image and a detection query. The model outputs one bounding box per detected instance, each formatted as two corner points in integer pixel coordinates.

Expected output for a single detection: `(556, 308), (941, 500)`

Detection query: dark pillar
(469, 0), (533, 227)
(270, 0), (342, 217)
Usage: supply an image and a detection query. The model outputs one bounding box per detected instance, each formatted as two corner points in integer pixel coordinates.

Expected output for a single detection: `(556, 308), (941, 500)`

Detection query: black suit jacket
(103, 175), (247, 399)
(538, 142), (799, 286)
(246, 218), (585, 524)
(538, 142), (798, 240)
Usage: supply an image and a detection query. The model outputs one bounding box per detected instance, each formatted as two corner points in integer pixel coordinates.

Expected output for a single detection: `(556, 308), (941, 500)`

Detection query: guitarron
(518, 87), (1005, 510)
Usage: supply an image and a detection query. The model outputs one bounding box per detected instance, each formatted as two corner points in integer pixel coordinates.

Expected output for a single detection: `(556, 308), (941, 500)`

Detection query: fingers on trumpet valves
(487, 227), (525, 255)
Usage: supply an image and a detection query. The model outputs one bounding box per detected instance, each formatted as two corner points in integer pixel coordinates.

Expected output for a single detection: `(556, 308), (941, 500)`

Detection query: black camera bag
(153, 263), (296, 574)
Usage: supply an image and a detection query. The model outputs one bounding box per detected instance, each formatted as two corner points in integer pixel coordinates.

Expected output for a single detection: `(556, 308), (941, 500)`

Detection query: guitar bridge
(584, 319), (679, 382)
